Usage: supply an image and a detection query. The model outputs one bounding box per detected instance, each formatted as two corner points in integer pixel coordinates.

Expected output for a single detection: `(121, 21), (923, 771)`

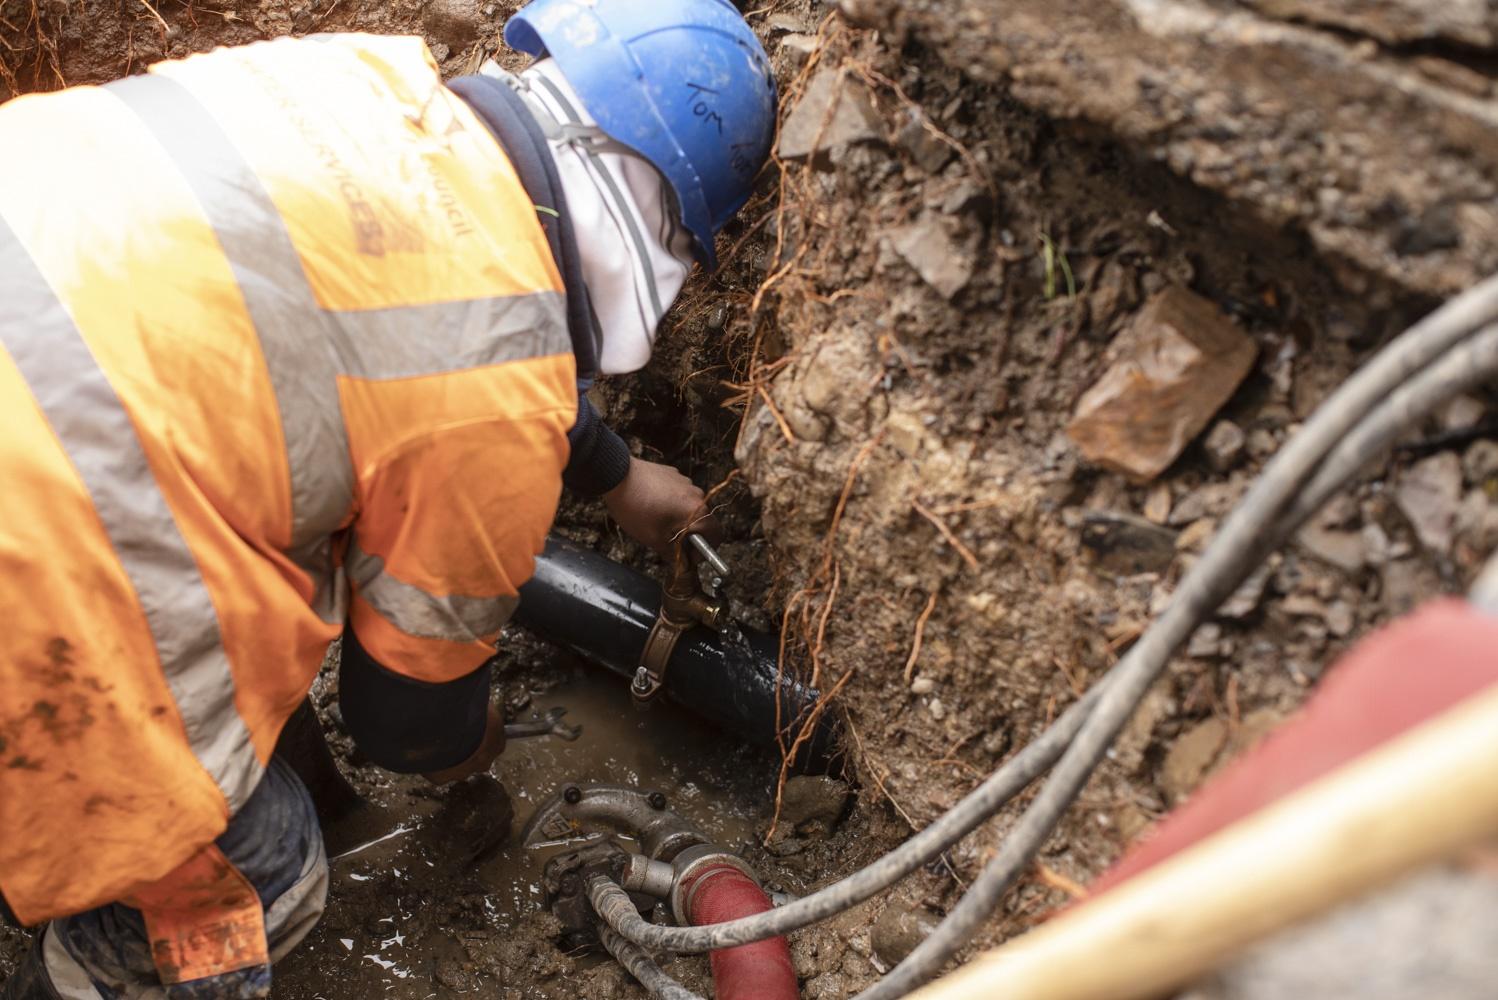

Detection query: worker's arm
(566, 393), (719, 554)
(563, 393), (630, 496)
(337, 368), (574, 780)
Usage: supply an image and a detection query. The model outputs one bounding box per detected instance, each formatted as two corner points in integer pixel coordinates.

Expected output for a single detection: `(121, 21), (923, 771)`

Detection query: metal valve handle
(631, 532), (731, 705)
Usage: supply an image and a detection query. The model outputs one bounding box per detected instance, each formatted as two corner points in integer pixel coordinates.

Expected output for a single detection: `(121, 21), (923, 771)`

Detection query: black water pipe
(514, 536), (838, 772)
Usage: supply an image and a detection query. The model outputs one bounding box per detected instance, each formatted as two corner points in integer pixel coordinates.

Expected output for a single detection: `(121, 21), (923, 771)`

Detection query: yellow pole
(909, 684), (1498, 1000)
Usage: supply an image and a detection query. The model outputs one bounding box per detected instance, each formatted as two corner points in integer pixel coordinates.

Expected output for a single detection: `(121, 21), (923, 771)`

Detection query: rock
(1297, 524), (1367, 572)
(1143, 484), (1173, 525)
(1113, 685), (1175, 773)
(1456, 487), (1498, 552)
(779, 776), (852, 835)
(1464, 439), (1498, 486)
(1067, 288), (1259, 482)
(835, 0), (881, 29)
(1279, 592), (1326, 617)
(1116, 802), (1153, 842)
(800, 336), (871, 428)
(1233, 708), (1285, 753)
(1280, 593), (1346, 648)
(1188, 622), (1228, 659)
(1169, 480), (1247, 526)
(1080, 510), (1179, 576)
(1395, 203), (1463, 256)
(895, 111), (954, 174)
(909, 676), (935, 695)
(1360, 520), (1396, 565)
(1162, 717), (1229, 802)
(1246, 427), (1279, 460)
(778, 69), (883, 162)
(779, 33), (820, 67)
(927, 698), (947, 720)
(422, 0), (483, 53)
(1325, 599), (1355, 638)
(1217, 561), (1273, 620)
(1396, 452), (1463, 555)
(1176, 518), (1217, 553)
(1204, 420), (1246, 472)
(1317, 495), (1360, 529)
(872, 903), (941, 967)
(1238, 0), (1497, 48)
(1441, 395), (1487, 431)
(1380, 559), (1440, 617)
(938, 180), (992, 219)
(884, 410), (927, 457)
(890, 212), (973, 299)
(765, 11), (810, 33)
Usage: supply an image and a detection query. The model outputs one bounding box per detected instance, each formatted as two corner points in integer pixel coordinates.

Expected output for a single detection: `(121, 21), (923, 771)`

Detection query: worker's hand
(603, 458), (720, 558)
(422, 704), (506, 785)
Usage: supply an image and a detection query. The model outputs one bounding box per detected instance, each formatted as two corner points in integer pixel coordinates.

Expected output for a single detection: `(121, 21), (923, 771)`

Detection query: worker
(0, 0), (776, 995)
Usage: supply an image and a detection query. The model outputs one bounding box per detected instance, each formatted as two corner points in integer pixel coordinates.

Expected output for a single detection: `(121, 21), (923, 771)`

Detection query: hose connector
(669, 843), (762, 927)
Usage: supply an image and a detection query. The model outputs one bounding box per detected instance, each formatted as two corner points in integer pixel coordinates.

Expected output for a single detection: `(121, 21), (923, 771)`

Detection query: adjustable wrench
(504, 706), (582, 742)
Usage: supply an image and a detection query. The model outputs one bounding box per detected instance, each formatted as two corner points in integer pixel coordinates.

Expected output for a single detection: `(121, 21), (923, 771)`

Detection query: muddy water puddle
(482, 662), (776, 918)
(276, 659), (777, 997)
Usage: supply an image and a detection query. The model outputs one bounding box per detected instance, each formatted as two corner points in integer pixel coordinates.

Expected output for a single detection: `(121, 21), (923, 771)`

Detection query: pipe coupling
(669, 843), (762, 926)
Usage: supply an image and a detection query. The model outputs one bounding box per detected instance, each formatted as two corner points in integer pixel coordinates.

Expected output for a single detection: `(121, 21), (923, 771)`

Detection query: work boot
(0, 937), (62, 1000)
(427, 773), (515, 864)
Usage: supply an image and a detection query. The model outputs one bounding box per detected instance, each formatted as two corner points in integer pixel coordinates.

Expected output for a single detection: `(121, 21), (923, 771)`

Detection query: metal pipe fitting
(513, 535), (839, 772)
(622, 855), (677, 899)
(668, 843), (762, 927)
(521, 784), (708, 862)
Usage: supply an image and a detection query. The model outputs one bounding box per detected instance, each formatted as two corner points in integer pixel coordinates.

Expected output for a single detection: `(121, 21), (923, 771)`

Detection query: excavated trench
(4, 0), (1497, 997)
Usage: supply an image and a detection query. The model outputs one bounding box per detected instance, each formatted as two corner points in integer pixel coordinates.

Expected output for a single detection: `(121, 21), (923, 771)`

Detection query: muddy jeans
(32, 759), (327, 999)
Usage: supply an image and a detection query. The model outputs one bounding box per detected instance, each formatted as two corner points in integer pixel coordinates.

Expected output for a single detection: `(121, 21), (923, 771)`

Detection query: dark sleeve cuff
(564, 393), (632, 497)
(338, 628), (491, 774)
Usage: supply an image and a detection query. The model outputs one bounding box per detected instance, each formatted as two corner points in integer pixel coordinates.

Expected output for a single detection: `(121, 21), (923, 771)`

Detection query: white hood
(485, 58), (697, 375)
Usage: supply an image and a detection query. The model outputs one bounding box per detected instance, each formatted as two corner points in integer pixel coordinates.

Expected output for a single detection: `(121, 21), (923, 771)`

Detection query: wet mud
(273, 650), (793, 998)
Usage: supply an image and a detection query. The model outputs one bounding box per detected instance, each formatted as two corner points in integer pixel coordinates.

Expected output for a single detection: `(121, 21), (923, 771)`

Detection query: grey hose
(1283, 323), (1498, 540)
(599, 926), (706, 1000)
(588, 683), (1105, 953)
(844, 282), (1498, 999)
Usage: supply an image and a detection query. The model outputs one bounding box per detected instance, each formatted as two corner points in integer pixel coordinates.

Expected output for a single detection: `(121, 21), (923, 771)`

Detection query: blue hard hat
(505, 0), (776, 270)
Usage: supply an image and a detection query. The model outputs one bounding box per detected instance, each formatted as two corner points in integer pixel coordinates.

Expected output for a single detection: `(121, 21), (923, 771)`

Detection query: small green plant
(1038, 230), (1077, 301)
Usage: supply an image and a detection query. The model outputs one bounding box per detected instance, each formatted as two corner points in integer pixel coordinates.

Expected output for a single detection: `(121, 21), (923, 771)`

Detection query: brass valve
(631, 533), (731, 704)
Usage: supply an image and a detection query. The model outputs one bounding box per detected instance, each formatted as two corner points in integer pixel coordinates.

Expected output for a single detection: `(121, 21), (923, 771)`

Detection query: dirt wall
(850, 0), (1498, 299)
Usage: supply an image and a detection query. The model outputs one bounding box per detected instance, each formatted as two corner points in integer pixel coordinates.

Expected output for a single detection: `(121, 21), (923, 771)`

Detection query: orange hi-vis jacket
(0, 34), (577, 923)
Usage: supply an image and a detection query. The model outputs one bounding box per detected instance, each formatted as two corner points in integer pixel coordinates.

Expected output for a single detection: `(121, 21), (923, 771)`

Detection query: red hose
(684, 865), (798, 1000)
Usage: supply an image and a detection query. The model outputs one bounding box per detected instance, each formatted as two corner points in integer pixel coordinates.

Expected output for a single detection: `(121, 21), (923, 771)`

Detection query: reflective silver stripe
(332, 294), (571, 379)
(107, 73), (569, 636)
(346, 538), (518, 642)
(0, 215), (263, 812)
(107, 74), (355, 625)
